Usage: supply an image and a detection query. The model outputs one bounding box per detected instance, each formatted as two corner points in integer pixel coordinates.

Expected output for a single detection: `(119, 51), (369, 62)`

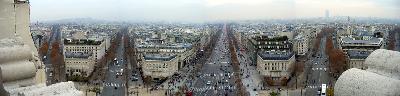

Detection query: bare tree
(280, 77), (288, 86)
(325, 36), (347, 77)
(264, 76), (274, 86)
(39, 41), (49, 57)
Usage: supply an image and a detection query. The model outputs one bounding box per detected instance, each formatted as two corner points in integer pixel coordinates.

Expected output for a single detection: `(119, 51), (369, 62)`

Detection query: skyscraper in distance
(325, 10), (330, 18)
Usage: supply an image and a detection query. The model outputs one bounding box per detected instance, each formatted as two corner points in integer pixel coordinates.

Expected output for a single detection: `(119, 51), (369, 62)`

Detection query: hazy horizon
(30, 0), (400, 22)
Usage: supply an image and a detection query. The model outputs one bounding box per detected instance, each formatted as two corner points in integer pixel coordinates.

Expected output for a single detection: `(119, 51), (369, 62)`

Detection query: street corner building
(63, 37), (109, 77)
(135, 29), (202, 81)
(334, 49), (400, 96)
(257, 51), (295, 80)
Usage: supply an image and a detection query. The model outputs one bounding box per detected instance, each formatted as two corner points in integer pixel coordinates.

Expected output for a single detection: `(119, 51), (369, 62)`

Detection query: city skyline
(2, 0), (400, 95)
(31, 0), (400, 22)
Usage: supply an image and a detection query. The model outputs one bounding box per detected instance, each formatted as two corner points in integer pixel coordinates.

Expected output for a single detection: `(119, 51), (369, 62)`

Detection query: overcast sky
(30, 0), (400, 22)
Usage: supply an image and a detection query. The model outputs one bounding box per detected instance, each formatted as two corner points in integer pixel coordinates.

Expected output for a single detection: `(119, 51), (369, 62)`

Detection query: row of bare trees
(324, 28), (347, 78)
(387, 27), (400, 50)
(288, 60), (305, 83)
(49, 41), (67, 83)
(88, 33), (119, 83)
(38, 38), (49, 57)
(312, 31), (324, 55)
(227, 24), (248, 96)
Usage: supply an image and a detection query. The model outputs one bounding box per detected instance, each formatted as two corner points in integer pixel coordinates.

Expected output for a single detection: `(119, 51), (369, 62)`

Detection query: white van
(321, 84), (327, 96)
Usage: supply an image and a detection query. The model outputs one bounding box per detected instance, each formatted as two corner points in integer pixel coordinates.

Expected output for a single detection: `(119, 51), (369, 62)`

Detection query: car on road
(116, 72), (121, 76)
(321, 84), (327, 96)
(206, 81), (212, 85)
(132, 77), (139, 81)
(224, 79), (229, 83)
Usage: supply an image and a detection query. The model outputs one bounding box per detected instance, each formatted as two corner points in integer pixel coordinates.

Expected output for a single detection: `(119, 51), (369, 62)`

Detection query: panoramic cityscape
(0, 0), (400, 96)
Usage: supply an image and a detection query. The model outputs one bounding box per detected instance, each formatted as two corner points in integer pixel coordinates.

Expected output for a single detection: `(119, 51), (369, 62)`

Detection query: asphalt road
(44, 25), (62, 85)
(101, 32), (126, 96)
(127, 32), (144, 96)
(305, 35), (330, 96)
(192, 25), (237, 96)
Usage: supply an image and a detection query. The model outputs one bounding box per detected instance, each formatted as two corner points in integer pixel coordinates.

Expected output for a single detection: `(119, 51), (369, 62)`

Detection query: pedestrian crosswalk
(312, 67), (327, 71)
(200, 73), (234, 80)
(307, 85), (321, 89)
(202, 73), (234, 77)
(191, 85), (235, 92)
(104, 82), (125, 87)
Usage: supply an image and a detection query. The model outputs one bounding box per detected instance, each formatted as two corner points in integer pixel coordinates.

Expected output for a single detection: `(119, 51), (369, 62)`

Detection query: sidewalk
(128, 87), (166, 96)
(258, 88), (306, 96)
(158, 55), (205, 94)
(237, 50), (262, 96)
(75, 82), (102, 96)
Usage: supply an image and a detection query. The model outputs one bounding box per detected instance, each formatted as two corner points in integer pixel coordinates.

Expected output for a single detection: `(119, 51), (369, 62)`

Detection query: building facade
(141, 54), (179, 80)
(245, 35), (293, 66)
(257, 51), (295, 80)
(339, 36), (383, 52)
(340, 36), (383, 70)
(347, 50), (370, 70)
(293, 34), (309, 55)
(136, 43), (196, 80)
(64, 52), (95, 77)
(63, 38), (108, 77)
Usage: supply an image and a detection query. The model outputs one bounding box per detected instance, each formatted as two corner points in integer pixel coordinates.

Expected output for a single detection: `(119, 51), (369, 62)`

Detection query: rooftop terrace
(143, 54), (177, 61)
(347, 50), (371, 59)
(258, 51), (294, 60)
(64, 38), (103, 45)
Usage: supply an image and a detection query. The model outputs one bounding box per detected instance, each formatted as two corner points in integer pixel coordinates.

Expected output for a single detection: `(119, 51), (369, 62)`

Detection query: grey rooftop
(258, 51), (294, 60)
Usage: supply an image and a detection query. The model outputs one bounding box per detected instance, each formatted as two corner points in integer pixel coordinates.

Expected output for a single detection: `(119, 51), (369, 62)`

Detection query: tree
(387, 27), (400, 50)
(143, 76), (152, 85)
(328, 49), (347, 74)
(327, 87), (334, 96)
(270, 92), (279, 96)
(88, 38), (119, 82)
(265, 77), (275, 86)
(68, 75), (88, 82)
(325, 37), (334, 54)
(39, 41), (49, 57)
(320, 28), (348, 78)
(295, 61), (305, 75)
(313, 31), (324, 55)
(49, 41), (66, 82)
(50, 41), (61, 58)
(280, 77), (288, 86)
(289, 61), (305, 77)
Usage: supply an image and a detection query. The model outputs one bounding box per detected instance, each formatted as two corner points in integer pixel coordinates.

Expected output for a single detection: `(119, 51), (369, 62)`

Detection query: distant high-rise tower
(325, 10), (330, 18)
